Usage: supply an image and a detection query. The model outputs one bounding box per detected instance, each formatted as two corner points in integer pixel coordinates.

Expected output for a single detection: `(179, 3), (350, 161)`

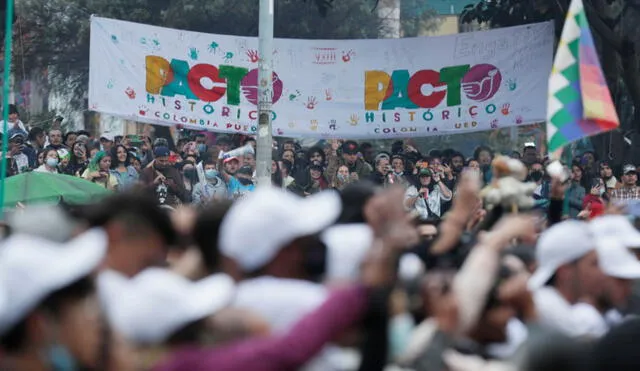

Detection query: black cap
(154, 146), (170, 157)
(341, 140), (359, 155)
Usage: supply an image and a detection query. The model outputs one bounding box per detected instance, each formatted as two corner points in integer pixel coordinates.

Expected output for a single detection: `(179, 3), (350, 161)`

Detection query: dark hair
(306, 146), (326, 165)
(64, 131), (77, 144)
(110, 144), (131, 168)
(85, 192), (176, 247)
(28, 127), (45, 142)
(336, 181), (377, 224)
(272, 160), (283, 187)
(193, 201), (233, 273)
(473, 146), (494, 161)
(76, 130), (91, 137)
(359, 142), (373, 151)
(1, 276), (95, 352)
(280, 159), (293, 174)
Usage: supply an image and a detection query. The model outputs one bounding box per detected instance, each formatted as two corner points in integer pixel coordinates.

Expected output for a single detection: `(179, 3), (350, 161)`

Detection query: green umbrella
(2, 171), (112, 208)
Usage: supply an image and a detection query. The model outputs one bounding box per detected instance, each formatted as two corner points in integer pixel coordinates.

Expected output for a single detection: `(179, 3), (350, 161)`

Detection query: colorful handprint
(288, 90), (301, 101)
(306, 96), (318, 110)
(507, 78), (517, 91)
(310, 120), (319, 131)
(515, 115), (524, 124)
(125, 87), (136, 100)
(138, 105), (149, 116)
(348, 114), (359, 126)
(208, 41), (219, 54)
(501, 103), (511, 116)
(246, 49), (259, 63)
(189, 48), (199, 61)
(490, 119), (499, 129)
(325, 89), (333, 101)
(223, 52), (234, 63)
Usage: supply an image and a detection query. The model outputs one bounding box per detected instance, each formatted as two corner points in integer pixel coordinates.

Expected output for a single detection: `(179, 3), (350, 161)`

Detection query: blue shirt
(228, 177), (255, 200)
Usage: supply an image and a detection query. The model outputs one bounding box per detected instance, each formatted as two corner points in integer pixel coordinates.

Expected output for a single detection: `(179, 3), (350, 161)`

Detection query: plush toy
(480, 156), (536, 212)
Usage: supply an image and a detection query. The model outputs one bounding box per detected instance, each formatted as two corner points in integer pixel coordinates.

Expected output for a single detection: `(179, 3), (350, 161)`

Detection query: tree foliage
(15, 0), (386, 110)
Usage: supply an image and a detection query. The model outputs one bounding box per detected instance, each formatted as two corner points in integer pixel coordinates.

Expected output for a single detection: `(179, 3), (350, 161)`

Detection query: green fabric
(2, 171), (112, 207)
(88, 151), (108, 172)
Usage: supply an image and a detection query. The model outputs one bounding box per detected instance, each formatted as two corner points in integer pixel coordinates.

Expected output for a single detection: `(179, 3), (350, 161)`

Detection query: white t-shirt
(533, 286), (604, 338)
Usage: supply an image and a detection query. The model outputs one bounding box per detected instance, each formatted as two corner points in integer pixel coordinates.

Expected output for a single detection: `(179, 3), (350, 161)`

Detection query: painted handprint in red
(325, 89), (332, 101)
(501, 103), (511, 116)
(125, 87), (136, 99)
(342, 50), (355, 63)
(246, 49), (259, 63)
(306, 96), (318, 110)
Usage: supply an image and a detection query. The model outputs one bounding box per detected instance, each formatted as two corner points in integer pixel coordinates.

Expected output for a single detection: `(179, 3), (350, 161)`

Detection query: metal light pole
(255, 0), (274, 188)
(0, 0), (14, 219)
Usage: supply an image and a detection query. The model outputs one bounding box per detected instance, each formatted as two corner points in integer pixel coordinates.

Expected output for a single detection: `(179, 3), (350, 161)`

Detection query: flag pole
(255, 0), (274, 188)
(0, 0), (14, 219)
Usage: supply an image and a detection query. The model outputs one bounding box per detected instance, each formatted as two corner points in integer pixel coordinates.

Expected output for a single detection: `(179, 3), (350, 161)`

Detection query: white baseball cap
(321, 223), (373, 281)
(98, 268), (235, 345)
(596, 238), (640, 279)
(590, 215), (640, 248)
(529, 221), (594, 290)
(0, 228), (108, 335)
(100, 132), (115, 142)
(220, 187), (342, 272)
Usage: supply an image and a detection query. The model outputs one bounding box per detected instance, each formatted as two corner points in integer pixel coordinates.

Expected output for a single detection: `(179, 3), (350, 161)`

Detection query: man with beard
(140, 146), (187, 207)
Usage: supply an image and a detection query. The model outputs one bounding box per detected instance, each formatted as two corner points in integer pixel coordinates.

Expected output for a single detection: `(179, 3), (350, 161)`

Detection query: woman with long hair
(65, 141), (89, 176)
(110, 144), (139, 191)
(82, 151), (119, 191)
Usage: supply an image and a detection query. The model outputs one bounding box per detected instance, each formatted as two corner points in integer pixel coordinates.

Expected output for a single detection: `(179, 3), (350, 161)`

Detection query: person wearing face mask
(192, 159), (228, 205)
(228, 165), (256, 200)
(528, 162), (550, 209)
(333, 165), (353, 190)
(34, 148), (61, 174)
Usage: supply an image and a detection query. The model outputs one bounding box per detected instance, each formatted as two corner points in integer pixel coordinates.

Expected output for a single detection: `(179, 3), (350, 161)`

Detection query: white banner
(89, 17), (554, 139)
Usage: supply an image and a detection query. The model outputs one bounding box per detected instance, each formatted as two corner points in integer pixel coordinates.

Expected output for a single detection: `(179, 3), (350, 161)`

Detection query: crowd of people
(4, 102), (640, 370)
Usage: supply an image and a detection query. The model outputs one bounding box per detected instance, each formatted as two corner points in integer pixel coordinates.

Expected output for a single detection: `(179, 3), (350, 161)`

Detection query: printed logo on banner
(363, 63), (506, 132)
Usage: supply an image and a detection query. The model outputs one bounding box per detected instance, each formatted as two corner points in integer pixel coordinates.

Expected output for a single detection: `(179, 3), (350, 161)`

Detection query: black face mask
(238, 177), (253, 186)
(530, 171), (543, 182)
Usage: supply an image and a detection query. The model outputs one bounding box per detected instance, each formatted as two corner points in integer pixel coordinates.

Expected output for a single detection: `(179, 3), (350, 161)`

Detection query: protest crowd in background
(3, 100), (640, 371)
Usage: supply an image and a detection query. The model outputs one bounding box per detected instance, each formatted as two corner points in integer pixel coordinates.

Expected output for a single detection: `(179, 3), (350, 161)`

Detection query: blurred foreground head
(219, 187), (341, 282)
(84, 191), (176, 277)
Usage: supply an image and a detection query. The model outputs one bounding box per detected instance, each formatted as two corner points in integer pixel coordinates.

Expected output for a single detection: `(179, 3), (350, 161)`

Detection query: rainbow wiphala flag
(547, 0), (620, 153)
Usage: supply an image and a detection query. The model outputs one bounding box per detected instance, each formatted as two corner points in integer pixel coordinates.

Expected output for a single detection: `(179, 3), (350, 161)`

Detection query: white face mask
(46, 158), (59, 168)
